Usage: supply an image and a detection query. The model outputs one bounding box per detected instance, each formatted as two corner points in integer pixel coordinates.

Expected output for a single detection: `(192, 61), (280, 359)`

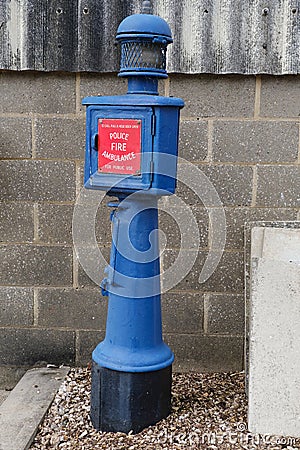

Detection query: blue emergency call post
(82, 1), (184, 434)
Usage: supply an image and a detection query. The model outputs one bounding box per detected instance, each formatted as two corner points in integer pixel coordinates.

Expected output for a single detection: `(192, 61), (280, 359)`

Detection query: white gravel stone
(30, 368), (300, 450)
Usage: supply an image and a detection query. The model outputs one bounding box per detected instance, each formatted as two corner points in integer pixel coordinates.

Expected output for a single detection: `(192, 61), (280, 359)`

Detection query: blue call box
(82, 94), (184, 195)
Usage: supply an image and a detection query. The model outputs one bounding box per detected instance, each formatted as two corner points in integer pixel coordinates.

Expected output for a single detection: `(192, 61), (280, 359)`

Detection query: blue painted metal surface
(82, 10), (183, 372)
(116, 14), (173, 41)
(83, 95), (183, 195)
(93, 195), (174, 372)
(85, 9), (184, 432)
(83, 12), (183, 376)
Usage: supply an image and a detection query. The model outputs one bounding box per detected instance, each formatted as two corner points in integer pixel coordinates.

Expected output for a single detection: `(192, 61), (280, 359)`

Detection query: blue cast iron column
(91, 194), (174, 433)
(83, 1), (184, 434)
(94, 194), (173, 373)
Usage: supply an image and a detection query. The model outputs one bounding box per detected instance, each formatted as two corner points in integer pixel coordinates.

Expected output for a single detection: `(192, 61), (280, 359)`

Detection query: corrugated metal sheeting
(1, 0), (300, 74)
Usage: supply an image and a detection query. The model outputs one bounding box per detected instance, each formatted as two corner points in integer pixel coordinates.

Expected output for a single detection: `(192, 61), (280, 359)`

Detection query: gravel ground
(30, 368), (299, 450)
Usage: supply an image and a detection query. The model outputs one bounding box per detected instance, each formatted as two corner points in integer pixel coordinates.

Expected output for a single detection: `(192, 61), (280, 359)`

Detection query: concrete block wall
(0, 71), (299, 372)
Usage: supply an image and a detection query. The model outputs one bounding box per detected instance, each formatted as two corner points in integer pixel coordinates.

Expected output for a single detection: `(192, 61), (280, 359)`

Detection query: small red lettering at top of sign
(98, 119), (141, 175)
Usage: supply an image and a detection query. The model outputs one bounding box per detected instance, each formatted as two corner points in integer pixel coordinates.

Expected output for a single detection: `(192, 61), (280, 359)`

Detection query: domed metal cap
(116, 14), (172, 43)
(116, 13), (173, 78)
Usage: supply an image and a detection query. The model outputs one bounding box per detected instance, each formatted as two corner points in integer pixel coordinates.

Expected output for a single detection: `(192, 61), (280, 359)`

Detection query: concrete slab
(247, 226), (300, 437)
(0, 366), (69, 450)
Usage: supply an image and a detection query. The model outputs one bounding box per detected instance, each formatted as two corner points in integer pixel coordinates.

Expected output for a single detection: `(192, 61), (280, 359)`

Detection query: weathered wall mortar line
(164, 77), (170, 97)
(180, 116), (300, 123)
(203, 294), (210, 334)
(73, 249), (79, 289)
(0, 113), (85, 119)
(31, 116), (36, 158)
(33, 204), (39, 242)
(0, 243), (73, 247)
(254, 76), (262, 118)
(75, 73), (81, 115)
(33, 289), (38, 327)
(252, 166), (258, 207)
(75, 331), (80, 365)
(207, 120), (213, 163)
(0, 201), (75, 206)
